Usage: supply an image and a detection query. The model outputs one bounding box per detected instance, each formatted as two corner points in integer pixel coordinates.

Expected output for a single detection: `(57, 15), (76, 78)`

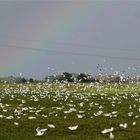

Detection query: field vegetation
(0, 82), (140, 140)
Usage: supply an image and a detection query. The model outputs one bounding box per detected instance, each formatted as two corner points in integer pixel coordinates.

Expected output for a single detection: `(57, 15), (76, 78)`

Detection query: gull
(128, 112), (133, 117)
(64, 108), (76, 114)
(14, 122), (19, 126)
(132, 121), (136, 126)
(110, 132), (114, 139)
(99, 106), (103, 109)
(3, 109), (7, 112)
(0, 115), (4, 118)
(28, 116), (36, 119)
(77, 114), (84, 119)
(68, 125), (78, 131)
(48, 124), (55, 128)
(119, 123), (127, 129)
(36, 127), (47, 136)
(129, 105), (132, 109)
(135, 115), (139, 118)
(101, 127), (114, 134)
(21, 99), (26, 104)
(123, 123), (127, 128)
(79, 111), (85, 114)
(6, 116), (14, 120)
(104, 113), (111, 117)
(79, 102), (84, 107)
(15, 109), (23, 115)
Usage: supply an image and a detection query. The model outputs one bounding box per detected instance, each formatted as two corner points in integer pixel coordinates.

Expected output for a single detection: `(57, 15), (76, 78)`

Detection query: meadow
(0, 82), (140, 140)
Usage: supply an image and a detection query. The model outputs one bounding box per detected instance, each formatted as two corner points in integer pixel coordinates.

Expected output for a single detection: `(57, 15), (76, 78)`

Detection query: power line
(0, 44), (140, 61)
(0, 38), (139, 52)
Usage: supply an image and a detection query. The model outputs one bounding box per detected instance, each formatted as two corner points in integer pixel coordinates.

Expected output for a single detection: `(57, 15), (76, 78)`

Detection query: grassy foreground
(0, 82), (140, 140)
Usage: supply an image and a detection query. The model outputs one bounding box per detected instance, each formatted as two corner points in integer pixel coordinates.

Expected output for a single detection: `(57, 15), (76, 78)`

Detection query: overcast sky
(0, 0), (140, 79)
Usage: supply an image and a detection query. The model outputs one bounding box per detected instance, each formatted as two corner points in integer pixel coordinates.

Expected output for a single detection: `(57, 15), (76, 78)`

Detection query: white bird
(36, 127), (47, 136)
(14, 122), (19, 126)
(48, 124), (55, 128)
(77, 114), (84, 118)
(6, 116), (14, 120)
(68, 125), (78, 131)
(129, 105), (132, 109)
(28, 116), (36, 120)
(101, 127), (114, 134)
(132, 121), (136, 126)
(119, 123), (127, 129)
(110, 132), (114, 139)
(123, 123), (127, 128)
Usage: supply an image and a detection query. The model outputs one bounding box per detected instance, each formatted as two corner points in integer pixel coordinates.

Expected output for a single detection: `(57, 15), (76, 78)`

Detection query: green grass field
(0, 82), (140, 140)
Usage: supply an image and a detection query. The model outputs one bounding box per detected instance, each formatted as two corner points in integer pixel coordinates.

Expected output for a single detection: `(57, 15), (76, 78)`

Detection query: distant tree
(29, 78), (34, 83)
(21, 78), (27, 83)
(47, 75), (56, 82)
(77, 73), (88, 82)
(88, 77), (96, 82)
(110, 76), (120, 83)
(62, 72), (73, 82)
(55, 74), (64, 82)
(15, 77), (22, 83)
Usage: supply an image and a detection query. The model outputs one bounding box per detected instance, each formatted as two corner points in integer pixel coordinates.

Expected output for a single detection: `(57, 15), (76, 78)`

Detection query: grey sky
(0, 1), (140, 79)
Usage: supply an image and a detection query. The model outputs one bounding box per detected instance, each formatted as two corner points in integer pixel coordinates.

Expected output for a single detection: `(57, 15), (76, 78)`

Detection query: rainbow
(5, 1), (101, 77)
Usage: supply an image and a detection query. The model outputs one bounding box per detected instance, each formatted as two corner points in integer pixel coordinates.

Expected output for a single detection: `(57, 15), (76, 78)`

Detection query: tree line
(0, 72), (140, 84)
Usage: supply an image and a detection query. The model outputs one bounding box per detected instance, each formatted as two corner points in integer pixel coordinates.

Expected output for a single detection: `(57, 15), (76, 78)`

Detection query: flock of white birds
(0, 82), (140, 139)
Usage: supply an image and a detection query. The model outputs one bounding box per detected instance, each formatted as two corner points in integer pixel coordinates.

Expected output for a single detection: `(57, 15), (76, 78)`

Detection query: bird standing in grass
(36, 127), (47, 136)
(110, 132), (114, 139)
(68, 125), (78, 130)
